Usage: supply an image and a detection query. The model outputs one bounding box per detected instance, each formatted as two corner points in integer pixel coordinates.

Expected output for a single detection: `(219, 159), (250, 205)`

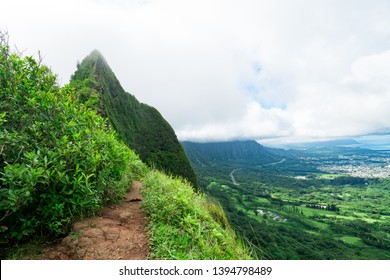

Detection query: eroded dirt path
(40, 181), (149, 260)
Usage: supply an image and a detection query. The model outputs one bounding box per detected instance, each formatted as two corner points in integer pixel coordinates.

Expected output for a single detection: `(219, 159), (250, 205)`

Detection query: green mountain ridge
(70, 50), (198, 188)
(182, 140), (281, 166)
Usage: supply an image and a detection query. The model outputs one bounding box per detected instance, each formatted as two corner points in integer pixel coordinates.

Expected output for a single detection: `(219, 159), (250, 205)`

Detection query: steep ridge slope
(70, 50), (198, 188)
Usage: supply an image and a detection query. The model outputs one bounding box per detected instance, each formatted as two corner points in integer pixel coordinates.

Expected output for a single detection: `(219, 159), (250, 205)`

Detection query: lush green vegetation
(70, 51), (198, 188)
(0, 37), (146, 246)
(0, 38), (248, 260)
(184, 141), (390, 259)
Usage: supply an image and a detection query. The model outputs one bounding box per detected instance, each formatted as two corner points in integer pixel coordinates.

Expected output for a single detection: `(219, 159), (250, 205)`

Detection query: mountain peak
(89, 49), (109, 67)
(90, 49), (103, 57)
(75, 49), (106, 68)
(70, 51), (199, 188)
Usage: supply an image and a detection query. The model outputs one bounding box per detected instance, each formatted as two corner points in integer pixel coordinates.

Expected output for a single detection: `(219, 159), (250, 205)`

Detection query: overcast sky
(2, 0), (390, 145)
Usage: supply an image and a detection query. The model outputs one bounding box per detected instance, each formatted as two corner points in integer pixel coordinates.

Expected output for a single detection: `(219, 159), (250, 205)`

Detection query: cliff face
(71, 50), (198, 188)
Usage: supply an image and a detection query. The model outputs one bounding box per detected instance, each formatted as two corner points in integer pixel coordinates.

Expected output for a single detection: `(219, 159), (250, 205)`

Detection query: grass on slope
(141, 171), (252, 260)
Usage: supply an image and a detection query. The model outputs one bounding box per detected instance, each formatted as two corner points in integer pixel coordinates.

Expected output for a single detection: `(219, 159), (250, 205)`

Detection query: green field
(336, 236), (365, 246)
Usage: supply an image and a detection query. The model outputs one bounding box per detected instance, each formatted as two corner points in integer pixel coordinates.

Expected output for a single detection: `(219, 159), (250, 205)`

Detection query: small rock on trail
(40, 181), (149, 260)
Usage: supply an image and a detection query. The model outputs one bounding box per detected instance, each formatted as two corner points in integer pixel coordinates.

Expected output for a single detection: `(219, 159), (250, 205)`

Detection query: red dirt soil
(39, 181), (149, 260)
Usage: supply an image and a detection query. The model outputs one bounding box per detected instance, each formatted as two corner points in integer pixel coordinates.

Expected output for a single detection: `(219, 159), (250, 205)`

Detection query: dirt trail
(39, 181), (149, 260)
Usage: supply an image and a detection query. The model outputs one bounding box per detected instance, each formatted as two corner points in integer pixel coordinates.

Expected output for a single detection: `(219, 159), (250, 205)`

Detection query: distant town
(303, 152), (390, 178)
(319, 163), (390, 178)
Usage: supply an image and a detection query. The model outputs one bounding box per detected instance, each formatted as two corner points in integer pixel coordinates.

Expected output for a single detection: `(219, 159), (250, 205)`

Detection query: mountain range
(182, 140), (281, 166)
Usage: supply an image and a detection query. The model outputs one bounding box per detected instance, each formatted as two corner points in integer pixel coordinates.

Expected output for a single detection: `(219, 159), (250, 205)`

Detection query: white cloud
(285, 49), (390, 140)
(343, 50), (390, 90)
(2, 0), (390, 144)
(178, 101), (291, 142)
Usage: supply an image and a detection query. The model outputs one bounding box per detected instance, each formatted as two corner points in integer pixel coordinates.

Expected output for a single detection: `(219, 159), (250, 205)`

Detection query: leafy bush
(0, 36), (146, 244)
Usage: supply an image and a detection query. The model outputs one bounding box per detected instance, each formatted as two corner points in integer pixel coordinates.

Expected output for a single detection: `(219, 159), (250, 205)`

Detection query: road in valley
(229, 158), (286, 185)
(229, 169), (240, 185)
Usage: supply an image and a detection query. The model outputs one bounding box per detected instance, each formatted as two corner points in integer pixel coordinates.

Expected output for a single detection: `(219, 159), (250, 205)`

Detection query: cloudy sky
(2, 0), (390, 145)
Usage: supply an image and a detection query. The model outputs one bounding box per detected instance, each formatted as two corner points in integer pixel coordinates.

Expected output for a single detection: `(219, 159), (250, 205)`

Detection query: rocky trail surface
(38, 181), (149, 260)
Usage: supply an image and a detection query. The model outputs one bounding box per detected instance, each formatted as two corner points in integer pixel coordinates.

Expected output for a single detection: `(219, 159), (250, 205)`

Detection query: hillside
(182, 140), (281, 166)
(70, 50), (198, 188)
